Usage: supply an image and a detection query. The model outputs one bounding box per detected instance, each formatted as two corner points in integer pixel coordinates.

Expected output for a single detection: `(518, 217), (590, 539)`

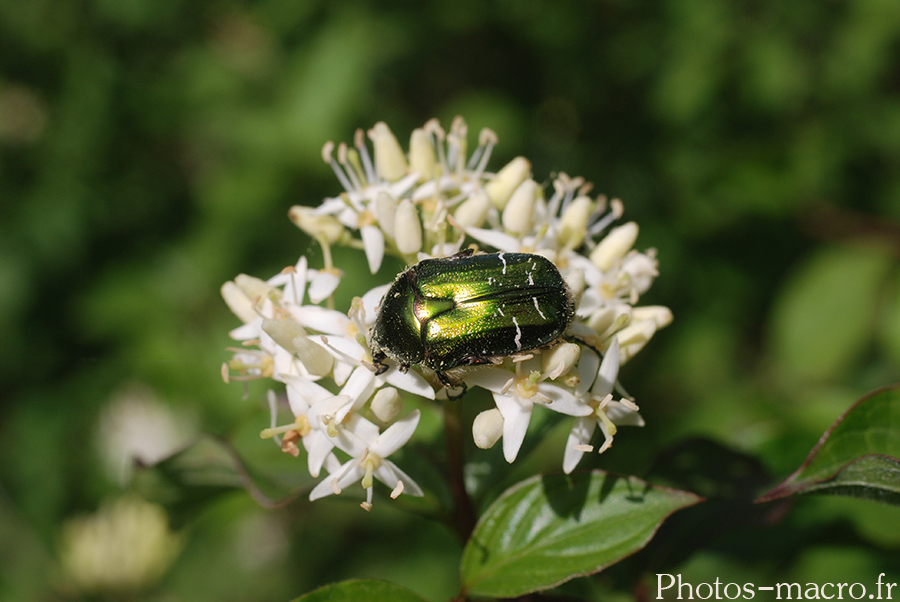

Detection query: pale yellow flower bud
(558, 195), (594, 249)
(632, 305), (673, 329)
(262, 319), (333, 376)
(502, 179), (539, 234)
(409, 128), (437, 182)
(541, 342), (581, 380)
(221, 281), (258, 323)
(453, 190), (491, 229)
(485, 156), (531, 209)
(374, 191), (398, 240)
(262, 317), (306, 352)
(370, 387), (402, 424)
(587, 305), (632, 337)
(288, 206), (344, 244)
(616, 320), (657, 364)
(473, 408), (503, 449)
(394, 199), (422, 255)
(234, 274), (274, 302)
(369, 121), (408, 181)
(590, 221), (639, 271)
(292, 335), (334, 377)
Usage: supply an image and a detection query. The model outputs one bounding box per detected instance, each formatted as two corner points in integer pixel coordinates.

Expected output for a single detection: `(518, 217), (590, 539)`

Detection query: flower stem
(443, 398), (476, 541)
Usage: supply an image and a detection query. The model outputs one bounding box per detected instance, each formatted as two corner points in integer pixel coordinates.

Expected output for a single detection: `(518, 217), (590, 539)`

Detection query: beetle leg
(448, 247), (475, 260)
(436, 370), (468, 398)
(564, 335), (604, 361)
(371, 350), (390, 375)
(462, 355), (495, 367)
(445, 382), (468, 400)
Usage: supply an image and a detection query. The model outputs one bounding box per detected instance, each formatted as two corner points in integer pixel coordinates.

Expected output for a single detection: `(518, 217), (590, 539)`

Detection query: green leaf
(291, 579), (429, 602)
(768, 244), (894, 383)
(460, 470), (701, 598)
(759, 386), (900, 505)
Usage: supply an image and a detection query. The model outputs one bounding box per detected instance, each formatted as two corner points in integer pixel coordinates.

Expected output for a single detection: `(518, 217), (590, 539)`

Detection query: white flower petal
(304, 430), (336, 478)
(361, 284), (391, 324)
(381, 368), (435, 400)
(465, 366), (514, 394)
(229, 319), (262, 341)
(563, 417), (595, 474)
(361, 225), (385, 274)
(285, 378), (332, 415)
(333, 360), (354, 386)
(464, 226), (522, 252)
(375, 461), (423, 497)
(593, 337), (620, 396)
(291, 306), (349, 335)
(308, 272), (341, 304)
(494, 394), (533, 463)
(605, 401), (645, 427)
(574, 348), (601, 397)
(332, 414), (380, 457)
(308, 394), (352, 430)
(309, 460), (358, 501)
(371, 409), (420, 457)
(538, 384), (592, 416)
(340, 367), (376, 410)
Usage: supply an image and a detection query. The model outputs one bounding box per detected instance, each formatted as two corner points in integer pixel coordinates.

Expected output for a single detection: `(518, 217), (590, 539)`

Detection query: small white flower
(563, 338), (644, 473)
(468, 358), (592, 463)
(309, 410), (424, 509)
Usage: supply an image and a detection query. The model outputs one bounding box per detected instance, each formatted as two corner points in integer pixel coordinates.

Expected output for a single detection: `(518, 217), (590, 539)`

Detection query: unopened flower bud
(370, 387), (402, 424)
(541, 342), (581, 380)
(590, 221), (639, 271)
(374, 191), (398, 240)
(453, 190), (490, 229)
(409, 128), (437, 182)
(394, 199), (422, 255)
(502, 179), (539, 234)
(234, 274), (275, 303)
(294, 336), (334, 376)
(473, 408), (503, 449)
(632, 305), (673, 329)
(288, 206), (345, 244)
(558, 195), (594, 249)
(486, 156), (531, 209)
(615, 320), (658, 364)
(587, 305), (632, 337)
(370, 122), (408, 182)
(262, 319), (334, 376)
(262, 317), (306, 352)
(221, 281), (258, 323)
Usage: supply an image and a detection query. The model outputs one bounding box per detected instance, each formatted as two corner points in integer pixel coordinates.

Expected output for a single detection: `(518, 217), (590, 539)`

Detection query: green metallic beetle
(369, 249), (575, 388)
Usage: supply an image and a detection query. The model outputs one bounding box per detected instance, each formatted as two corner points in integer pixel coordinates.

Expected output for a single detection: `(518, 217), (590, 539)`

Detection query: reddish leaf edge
(756, 384), (900, 504)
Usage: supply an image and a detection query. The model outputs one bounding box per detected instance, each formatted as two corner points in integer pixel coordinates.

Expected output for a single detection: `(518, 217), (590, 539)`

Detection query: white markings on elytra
(497, 306), (505, 317)
(533, 296), (546, 319)
(498, 252), (507, 274)
(512, 316), (522, 350)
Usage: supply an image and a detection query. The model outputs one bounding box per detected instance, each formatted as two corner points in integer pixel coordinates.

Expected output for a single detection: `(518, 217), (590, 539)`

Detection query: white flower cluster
(221, 117), (671, 509)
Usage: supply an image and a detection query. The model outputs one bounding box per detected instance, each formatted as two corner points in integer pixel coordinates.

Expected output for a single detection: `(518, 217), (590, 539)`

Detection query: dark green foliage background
(2, 1), (900, 600)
